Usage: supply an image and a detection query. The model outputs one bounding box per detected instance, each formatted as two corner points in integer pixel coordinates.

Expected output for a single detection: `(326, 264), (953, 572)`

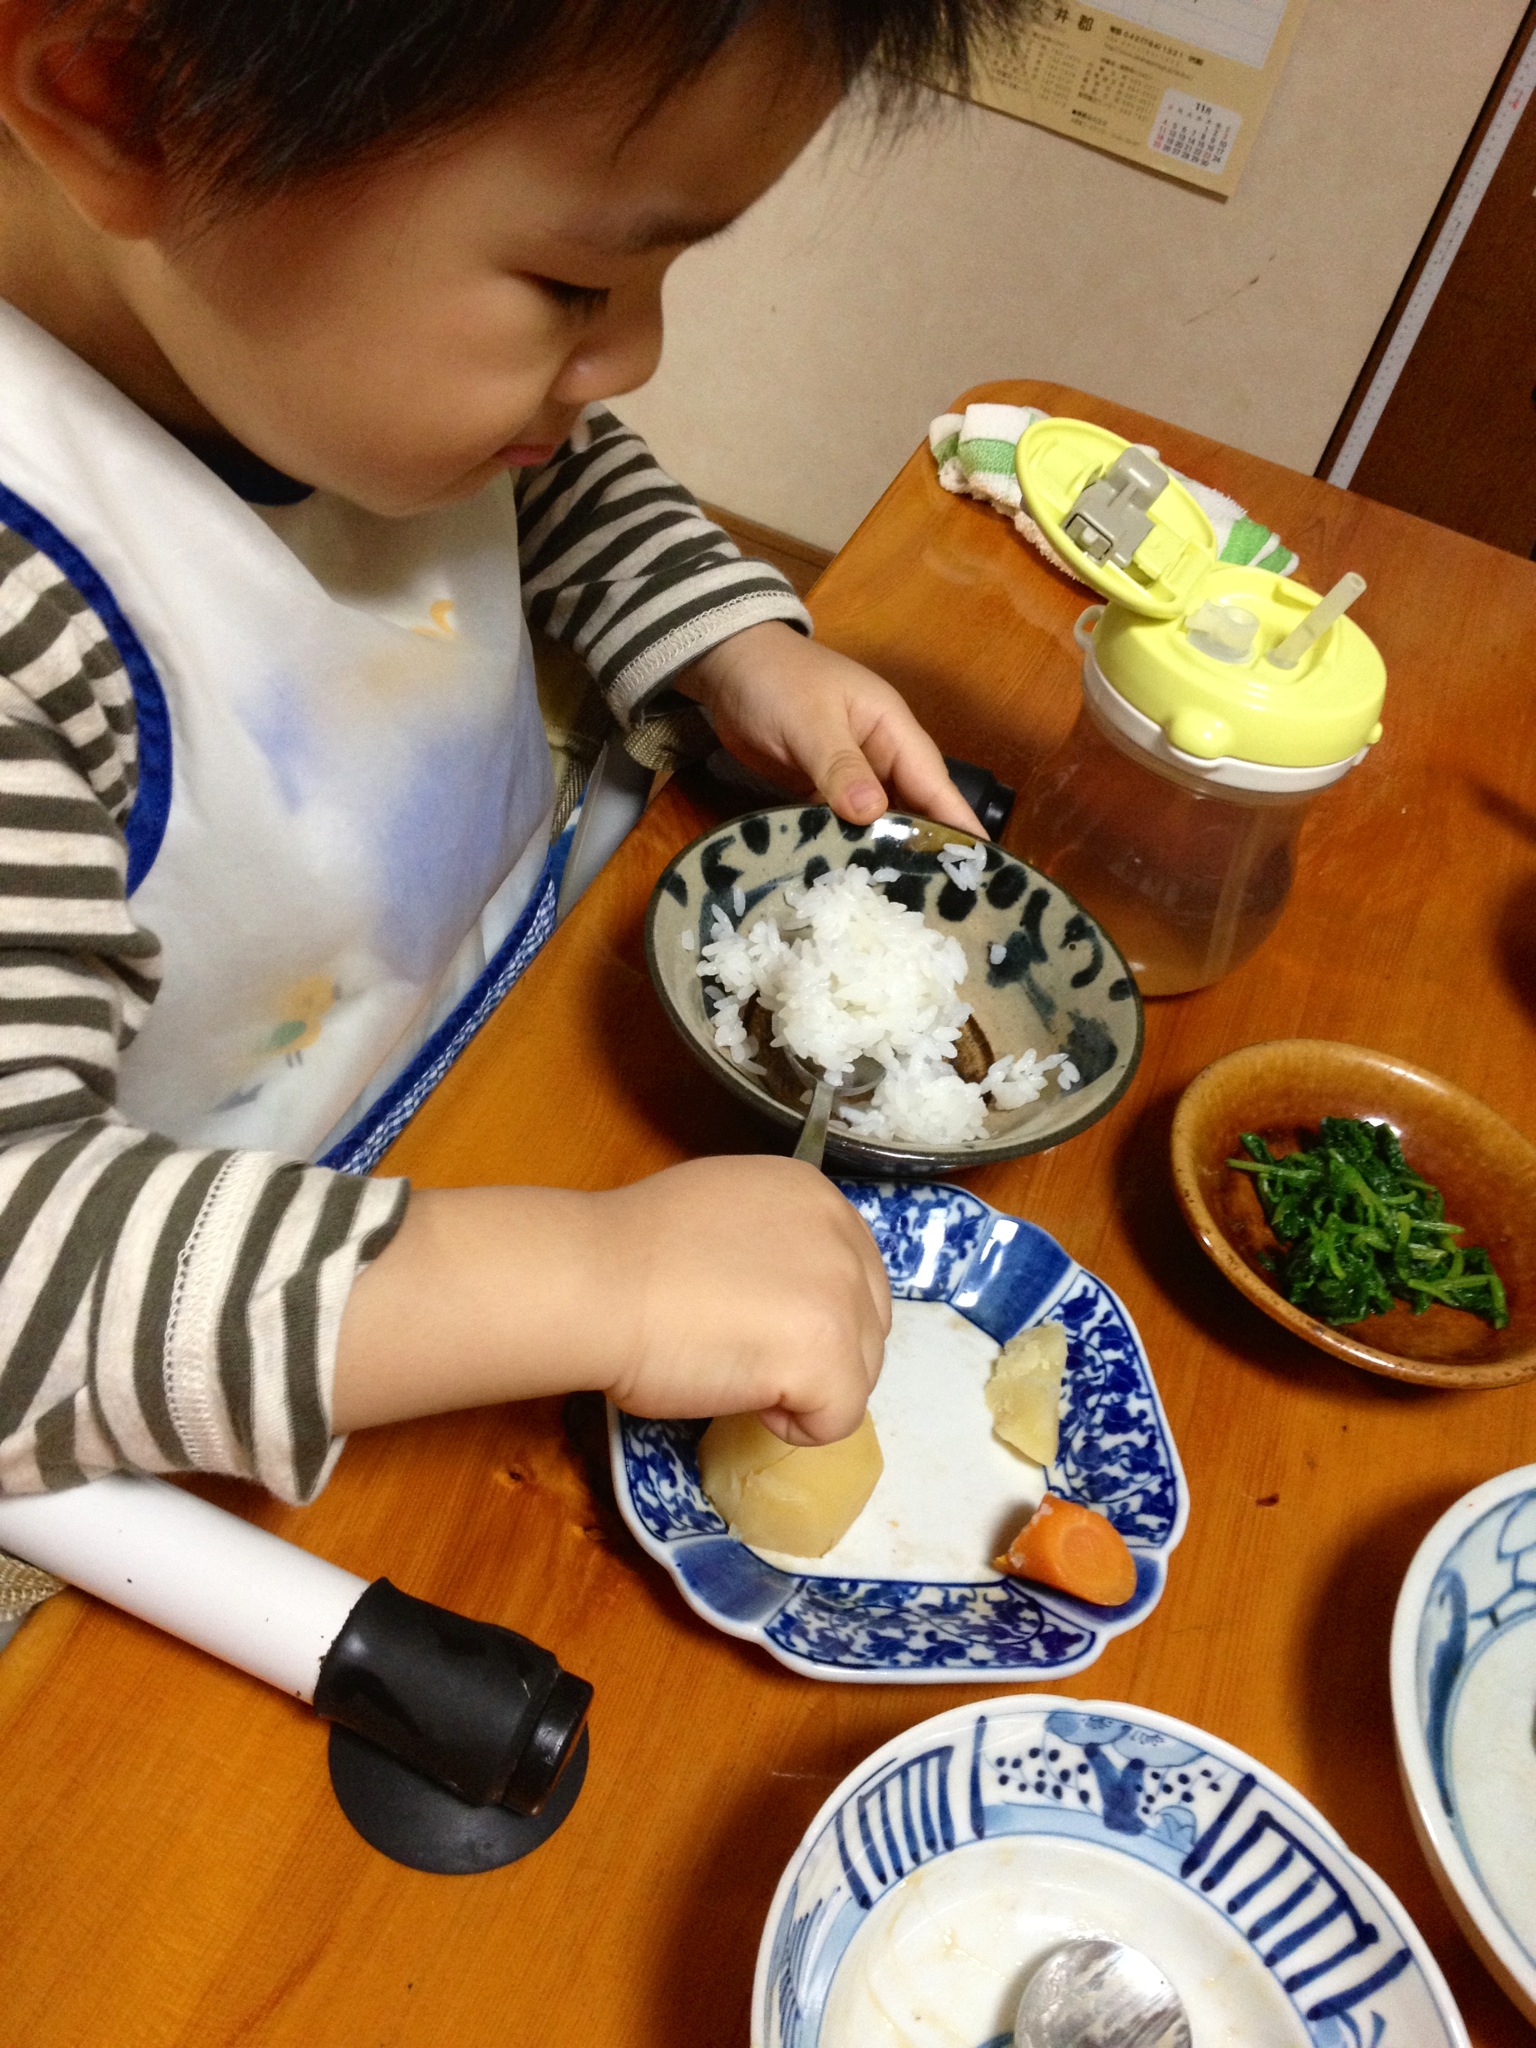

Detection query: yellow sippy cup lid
(1016, 418), (1386, 771)
(1015, 417), (1217, 619)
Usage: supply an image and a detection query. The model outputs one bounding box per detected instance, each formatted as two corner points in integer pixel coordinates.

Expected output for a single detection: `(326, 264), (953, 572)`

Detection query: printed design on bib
(267, 974), (339, 1059)
(235, 630), (536, 992)
(322, 819), (573, 1175)
(211, 971), (344, 1114)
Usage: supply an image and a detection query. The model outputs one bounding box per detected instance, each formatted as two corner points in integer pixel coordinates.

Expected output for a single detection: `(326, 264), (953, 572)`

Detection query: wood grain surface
(2, 383), (1534, 2046)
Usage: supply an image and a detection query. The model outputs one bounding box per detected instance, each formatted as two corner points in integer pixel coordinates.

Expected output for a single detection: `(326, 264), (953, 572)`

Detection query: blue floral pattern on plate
(609, 1181), (1187, 1683)
(755, 1697), (1468, 2047)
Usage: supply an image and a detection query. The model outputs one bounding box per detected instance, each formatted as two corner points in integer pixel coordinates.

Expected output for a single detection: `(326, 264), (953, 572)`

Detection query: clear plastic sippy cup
(1009, 420), (1387, 997)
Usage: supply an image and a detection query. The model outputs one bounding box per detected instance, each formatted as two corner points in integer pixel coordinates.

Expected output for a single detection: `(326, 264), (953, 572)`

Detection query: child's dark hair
(65, 0), (1038, 202)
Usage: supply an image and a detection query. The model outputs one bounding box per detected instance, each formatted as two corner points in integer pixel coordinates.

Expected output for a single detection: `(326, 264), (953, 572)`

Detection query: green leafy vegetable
(1228, 1117), (1509, 1329)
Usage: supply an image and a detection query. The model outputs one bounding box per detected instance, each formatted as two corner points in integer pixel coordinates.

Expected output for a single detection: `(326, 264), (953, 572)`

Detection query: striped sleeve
(514, 404), (812, 724)
(0, 523), (406, 1505)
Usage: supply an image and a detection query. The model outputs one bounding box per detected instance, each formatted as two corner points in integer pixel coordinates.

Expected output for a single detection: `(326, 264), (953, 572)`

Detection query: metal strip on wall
(1326, 29), (1536, 488)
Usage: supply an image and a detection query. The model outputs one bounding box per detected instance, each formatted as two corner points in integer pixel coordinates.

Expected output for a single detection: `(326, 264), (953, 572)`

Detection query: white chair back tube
(0, 1475), (367, 1700)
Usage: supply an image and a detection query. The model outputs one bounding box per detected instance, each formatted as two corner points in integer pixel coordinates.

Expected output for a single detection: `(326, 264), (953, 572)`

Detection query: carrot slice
(994, 1494), (1137, 1607)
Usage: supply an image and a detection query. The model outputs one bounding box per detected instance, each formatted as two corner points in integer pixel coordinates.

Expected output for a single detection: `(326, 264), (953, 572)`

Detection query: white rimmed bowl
(1390, 1463), (1536, 2023)
(753, 1694), (1469, 2047)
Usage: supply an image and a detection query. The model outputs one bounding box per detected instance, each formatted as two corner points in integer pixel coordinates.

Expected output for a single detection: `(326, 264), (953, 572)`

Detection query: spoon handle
(792, 1076), (837, 1169)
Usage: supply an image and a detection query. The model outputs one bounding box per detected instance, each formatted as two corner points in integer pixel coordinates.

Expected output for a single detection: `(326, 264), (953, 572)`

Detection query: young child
(0, 0), (1029, 1537)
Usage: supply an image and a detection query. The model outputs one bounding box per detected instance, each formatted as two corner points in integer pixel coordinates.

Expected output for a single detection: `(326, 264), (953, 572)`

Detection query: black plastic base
(328, 1724), (589, 1874)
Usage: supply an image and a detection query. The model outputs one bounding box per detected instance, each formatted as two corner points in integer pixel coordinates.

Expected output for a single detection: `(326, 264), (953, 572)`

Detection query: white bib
(0, 302), (554, 1166)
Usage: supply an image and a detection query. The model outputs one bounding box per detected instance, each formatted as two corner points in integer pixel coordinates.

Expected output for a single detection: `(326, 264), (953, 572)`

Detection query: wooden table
(2, 382), (1535, 2046)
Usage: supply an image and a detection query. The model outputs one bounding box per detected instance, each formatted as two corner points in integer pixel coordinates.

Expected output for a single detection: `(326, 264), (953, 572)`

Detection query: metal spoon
(785, 1051), (884, 1170)
(1013, 1937), (1191, 2048)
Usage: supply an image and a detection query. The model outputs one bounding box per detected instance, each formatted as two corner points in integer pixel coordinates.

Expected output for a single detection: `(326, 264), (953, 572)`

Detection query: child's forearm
(332, 1158), (890, 1445)
(332, 1184), (612, 1429)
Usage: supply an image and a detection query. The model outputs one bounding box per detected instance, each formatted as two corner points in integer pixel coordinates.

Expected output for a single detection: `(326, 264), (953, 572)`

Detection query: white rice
(697, 863), (1081, 1145)
(984, 1048), (1078, 1107)
(937, 841), (988, 892)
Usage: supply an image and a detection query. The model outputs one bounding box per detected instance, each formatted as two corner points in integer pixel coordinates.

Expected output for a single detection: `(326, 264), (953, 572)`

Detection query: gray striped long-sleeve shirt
(0, 402), (808, 1506)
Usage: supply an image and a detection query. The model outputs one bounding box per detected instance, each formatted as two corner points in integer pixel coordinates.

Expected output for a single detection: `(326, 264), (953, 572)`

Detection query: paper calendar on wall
(959, 0), (1309, 196)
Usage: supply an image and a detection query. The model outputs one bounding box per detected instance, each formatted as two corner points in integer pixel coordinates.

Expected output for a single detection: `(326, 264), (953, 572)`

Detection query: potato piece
(698, 1410), (883, 1557)
(985, 1321), (1067, 1466)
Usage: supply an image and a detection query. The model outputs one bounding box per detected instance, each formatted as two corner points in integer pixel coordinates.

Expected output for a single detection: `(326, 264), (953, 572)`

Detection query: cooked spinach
(1228, 1116), (1509, 1329)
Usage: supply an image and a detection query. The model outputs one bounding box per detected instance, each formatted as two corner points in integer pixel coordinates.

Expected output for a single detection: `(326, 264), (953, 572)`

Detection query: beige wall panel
(615, 0), (1525, 551)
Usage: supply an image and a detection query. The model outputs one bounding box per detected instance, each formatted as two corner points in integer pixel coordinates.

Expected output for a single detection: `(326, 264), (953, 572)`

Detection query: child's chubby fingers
(806, 738), (888, 827)
(680, 625), (983, 835)
(782, 689), (986, 840)
(756, 1387), (871, 1449)
(589, 1155), (890, 1427)
(860, 714), (986, 838)
(712, 658), (890, 824)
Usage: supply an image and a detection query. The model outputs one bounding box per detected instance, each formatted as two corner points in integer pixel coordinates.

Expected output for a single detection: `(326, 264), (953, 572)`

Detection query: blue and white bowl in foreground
(609, 1180), (1186, 1683)
(1391, 1463), (1536, 2023)
(754, 1695), (1468, 2048)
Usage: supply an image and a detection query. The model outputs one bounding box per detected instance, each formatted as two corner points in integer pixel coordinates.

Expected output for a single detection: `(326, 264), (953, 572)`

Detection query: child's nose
(549, 294), (664, 407)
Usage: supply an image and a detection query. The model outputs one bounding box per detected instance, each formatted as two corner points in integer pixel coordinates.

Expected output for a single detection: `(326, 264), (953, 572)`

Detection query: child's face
(112, 20), (837, 515)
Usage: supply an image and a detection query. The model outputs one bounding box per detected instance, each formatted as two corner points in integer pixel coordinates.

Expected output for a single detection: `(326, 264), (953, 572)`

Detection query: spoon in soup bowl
(1013, 1937), (1191, 2048)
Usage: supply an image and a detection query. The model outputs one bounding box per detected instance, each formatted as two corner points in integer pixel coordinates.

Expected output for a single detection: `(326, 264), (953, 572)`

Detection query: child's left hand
(678, 621), (985, 836)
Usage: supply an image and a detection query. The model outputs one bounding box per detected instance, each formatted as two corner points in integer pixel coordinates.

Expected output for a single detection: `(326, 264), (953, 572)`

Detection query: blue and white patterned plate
(754, 1695), (1469, 2047)
(608, 1181), (1186, 1683)
(1391, 1464), (1536, 2023)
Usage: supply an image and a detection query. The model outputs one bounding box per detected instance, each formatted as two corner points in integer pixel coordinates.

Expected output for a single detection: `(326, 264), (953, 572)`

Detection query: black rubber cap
(328, 1724), (589, 1875)
(313, 1579), (592, 1815)
(943, 755), (1016, 839)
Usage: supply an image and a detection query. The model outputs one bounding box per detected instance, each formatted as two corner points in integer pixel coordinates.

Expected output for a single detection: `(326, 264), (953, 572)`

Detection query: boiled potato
(698, 1410), (883, 1557)
(985, 1321), (1067, 1466)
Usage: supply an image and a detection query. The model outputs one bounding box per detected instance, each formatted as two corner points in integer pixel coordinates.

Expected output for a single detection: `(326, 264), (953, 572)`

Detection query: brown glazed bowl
(1171, 1039), (1536, 1388)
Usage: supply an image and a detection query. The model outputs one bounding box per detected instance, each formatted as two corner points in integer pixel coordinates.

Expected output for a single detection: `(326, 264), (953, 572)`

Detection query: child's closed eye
(533, 277), (612, 317)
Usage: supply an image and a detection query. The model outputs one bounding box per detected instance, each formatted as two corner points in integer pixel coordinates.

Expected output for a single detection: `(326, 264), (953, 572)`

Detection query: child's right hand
(587, 1156), (890, 1445)
(333, 1157), (890, 1447)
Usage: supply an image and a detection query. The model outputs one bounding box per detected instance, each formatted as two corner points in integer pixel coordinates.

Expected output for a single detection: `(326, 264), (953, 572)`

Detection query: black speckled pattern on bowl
(644, 807), (1144, 1174)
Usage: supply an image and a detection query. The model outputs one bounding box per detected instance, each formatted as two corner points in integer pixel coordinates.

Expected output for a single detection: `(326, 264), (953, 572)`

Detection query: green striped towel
(929, 403), (1298, 580)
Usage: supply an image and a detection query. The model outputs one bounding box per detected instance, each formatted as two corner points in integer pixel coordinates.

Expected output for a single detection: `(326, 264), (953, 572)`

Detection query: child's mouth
(496, 441), (559, 468)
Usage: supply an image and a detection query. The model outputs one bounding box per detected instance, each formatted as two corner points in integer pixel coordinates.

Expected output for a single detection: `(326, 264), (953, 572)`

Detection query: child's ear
(0, 0), (171, 238)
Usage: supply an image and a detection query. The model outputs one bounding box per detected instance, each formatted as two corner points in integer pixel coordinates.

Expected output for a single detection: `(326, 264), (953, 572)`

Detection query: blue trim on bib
(320, 819), (576, 1175)
(0, 478), (173, 893)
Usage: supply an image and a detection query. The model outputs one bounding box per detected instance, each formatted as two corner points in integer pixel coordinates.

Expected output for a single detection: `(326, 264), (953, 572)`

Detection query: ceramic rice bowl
(645, 807), (1143, 1174)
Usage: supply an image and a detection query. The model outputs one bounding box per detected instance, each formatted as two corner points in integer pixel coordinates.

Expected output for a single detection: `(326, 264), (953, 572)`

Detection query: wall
(615, 0), (1526, 551)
